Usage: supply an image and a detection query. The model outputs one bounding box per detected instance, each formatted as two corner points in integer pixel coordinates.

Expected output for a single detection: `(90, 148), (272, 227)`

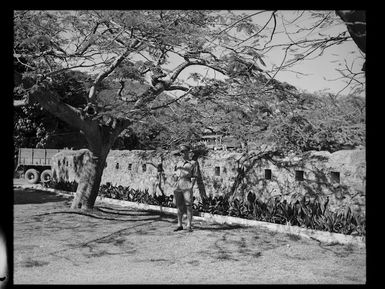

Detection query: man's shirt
(174, 160), (198, 190)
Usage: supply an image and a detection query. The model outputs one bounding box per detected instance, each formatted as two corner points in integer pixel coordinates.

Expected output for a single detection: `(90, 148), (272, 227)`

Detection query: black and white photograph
(11, 10), (366, 284)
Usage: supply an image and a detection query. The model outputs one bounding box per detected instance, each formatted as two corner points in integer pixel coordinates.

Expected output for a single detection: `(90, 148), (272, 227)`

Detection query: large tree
(13, 10), (365, 211)
(13, 10), (248, 210)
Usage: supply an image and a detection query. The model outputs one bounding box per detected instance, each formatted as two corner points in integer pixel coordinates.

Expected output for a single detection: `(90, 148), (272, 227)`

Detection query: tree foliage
(268, 93), (365, 153)
(13, 10), (366, 152)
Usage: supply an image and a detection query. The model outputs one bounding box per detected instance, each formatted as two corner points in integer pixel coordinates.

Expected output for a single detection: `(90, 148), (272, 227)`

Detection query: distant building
(196, 133), (244, 151)
(197, 134), (223, 150)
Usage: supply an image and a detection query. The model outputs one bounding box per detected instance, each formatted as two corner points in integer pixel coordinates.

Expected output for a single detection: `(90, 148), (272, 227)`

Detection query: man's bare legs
(184, 189), (194, 232)
(176, 206), (183, 228)
(173, 189), (194, 232)
(186, 204), (193, 232)
(174, 190), (184, 231)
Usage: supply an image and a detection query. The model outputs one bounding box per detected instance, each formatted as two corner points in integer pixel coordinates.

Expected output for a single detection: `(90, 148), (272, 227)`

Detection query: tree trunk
(19, 81), (132, 211)
(336, 10), (366, 72)
(70, 121), (129, 211)
(70, 149), (108, 210)
(336, 10), (366, 54)
(195, 162), (207, 199)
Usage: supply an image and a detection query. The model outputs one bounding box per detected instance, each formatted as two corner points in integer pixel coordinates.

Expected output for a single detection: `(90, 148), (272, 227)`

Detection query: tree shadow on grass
(194, 223), (244, 231)
(316, 241), (359, 258)
(95, 206), (164, 217)
(14, 188), (70, 204)
(35, 210), (164, 223)
(21, 259), (50, 268)
(199, 232), (264, 262)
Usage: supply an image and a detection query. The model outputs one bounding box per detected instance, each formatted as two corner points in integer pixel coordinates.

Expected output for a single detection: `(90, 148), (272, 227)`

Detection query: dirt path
(13, 187), (366, 284)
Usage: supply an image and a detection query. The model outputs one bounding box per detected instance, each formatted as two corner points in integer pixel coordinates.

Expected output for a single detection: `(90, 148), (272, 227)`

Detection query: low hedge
(47, 181), (365, 236)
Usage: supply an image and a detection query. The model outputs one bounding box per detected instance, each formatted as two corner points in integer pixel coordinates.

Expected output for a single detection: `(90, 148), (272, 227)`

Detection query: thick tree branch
(165, 85), (190, 92)
(27, 82), (86, 131)
(169, 59), (228, 85)
(88, 39), (141, 102)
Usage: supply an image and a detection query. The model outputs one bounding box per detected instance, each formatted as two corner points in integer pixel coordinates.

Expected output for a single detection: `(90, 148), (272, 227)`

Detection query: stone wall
(50, 147), (365, 215)
(101, 148), (366, 214)
(101, 150), (242, 200)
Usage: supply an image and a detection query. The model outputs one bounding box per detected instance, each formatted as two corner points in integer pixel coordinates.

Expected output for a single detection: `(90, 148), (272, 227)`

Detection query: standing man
(173, 144), (198, 232)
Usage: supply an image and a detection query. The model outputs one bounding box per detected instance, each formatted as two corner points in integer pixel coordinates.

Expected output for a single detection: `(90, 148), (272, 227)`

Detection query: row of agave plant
(48, 181), (365, 236)
(99, 183), (176, 208)
(201, 194), (365, 236)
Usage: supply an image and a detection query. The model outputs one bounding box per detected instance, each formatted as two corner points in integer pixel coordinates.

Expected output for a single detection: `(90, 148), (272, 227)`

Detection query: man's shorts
(174, 188), (193, 208)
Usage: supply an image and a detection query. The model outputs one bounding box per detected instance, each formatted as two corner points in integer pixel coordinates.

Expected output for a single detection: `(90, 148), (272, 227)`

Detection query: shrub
(46, 180), (78, 192)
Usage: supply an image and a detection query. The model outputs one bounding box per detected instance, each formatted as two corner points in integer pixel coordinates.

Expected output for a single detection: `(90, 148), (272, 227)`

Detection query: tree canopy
(14, 10), (365, 152)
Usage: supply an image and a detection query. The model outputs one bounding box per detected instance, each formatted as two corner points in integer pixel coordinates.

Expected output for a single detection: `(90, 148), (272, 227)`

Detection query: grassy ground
(13, 187), (366, 284)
